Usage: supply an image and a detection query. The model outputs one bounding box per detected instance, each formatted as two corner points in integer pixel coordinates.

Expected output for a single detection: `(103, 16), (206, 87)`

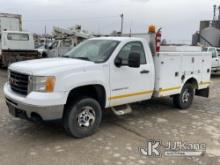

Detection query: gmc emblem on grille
(10, 78), (18, 86)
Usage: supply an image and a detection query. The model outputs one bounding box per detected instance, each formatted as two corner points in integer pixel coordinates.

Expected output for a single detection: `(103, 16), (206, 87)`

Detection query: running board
(111, 104), (132, 116)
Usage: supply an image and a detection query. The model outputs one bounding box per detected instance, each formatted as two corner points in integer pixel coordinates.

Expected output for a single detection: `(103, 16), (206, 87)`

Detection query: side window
(117, 42), (146, 65)
(212, 49), (217, 58)
(217, 50), (220, 57)
(50, 41), (58, 49)
(62, 40), (72, 47)
(208, 48), (217, 58)
(7, 33), (29, 41)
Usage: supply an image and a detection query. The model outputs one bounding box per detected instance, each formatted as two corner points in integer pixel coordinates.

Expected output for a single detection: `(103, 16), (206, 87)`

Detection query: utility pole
(218, 5), (220, 20)
(44, 25), (47, 35)
(213, 5), (217, 21)
(129, 28), (132, 37)
(120, 13), (124, 35)
(44, 25), (47, 47)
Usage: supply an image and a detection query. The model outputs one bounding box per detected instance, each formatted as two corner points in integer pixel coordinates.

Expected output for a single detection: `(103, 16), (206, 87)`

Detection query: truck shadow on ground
(7, 97), (176, 141)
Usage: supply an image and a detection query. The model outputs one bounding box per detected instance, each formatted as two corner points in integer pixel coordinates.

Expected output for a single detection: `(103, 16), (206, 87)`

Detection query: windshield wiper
(72, 57), (91, 61)
(63, 55), (70, 58)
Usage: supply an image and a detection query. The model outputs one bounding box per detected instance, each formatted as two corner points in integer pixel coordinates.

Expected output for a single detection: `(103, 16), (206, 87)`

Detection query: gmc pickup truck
(4, 37), (212, 138)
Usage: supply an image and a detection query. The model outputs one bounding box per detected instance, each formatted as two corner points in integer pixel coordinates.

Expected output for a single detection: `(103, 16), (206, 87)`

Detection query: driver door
(109, 41), (154, 106)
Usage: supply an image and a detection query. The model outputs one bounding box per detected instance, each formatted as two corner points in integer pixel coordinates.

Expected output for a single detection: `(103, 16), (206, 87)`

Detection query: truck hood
(9, 58), (95, 75)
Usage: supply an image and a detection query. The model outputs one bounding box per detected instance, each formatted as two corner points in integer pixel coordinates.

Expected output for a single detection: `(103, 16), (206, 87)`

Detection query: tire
(173, 83), (194, 109)
(42, 52), (48, 58)
(63, 97), (102, 138)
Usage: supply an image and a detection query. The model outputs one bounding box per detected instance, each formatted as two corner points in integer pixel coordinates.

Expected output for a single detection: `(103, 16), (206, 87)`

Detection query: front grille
(9, 71), (29, 95)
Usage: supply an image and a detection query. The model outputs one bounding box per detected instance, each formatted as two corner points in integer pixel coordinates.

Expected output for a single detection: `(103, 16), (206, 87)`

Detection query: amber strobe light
(148, 25), (156, 33)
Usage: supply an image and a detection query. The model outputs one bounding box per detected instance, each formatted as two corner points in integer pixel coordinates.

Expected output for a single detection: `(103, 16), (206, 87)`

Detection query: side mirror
(115, 57), (122, 67)
(128, 52), (140, 68)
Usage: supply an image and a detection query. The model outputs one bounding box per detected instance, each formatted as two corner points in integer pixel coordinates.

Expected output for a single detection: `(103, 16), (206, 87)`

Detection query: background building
(192, 5), (220, 47)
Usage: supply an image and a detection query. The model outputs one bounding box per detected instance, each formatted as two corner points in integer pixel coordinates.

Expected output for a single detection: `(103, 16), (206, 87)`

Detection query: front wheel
(173, 84), (194, 109)
(63, 97), (102, 138)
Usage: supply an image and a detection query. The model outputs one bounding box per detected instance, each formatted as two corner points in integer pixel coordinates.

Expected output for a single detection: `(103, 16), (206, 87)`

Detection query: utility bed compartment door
(153, 53), (182, 97)
(153, 52), (212, 97)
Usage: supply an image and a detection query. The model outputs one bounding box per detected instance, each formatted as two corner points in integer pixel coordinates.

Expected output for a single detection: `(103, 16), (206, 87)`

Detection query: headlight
(31, 76), (56, 92)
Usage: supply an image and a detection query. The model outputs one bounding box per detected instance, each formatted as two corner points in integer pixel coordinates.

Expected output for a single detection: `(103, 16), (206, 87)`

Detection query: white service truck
(0, 13), (39, 67)
(205, 47), (220, 73)
(4, 37), (212, 138)
(0, 31), (39, 67)
(37, 39), (74, 58)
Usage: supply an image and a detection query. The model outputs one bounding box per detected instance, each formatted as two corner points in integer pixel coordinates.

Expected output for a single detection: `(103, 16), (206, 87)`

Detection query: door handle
(140, 70), (150, 74)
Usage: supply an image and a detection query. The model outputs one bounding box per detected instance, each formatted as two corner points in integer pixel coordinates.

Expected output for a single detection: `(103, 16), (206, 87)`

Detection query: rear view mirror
(115, 57), (122, 67)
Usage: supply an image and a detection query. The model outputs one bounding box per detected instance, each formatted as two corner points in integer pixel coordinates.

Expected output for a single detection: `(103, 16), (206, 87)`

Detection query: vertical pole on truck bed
(156, 29), (162, 53)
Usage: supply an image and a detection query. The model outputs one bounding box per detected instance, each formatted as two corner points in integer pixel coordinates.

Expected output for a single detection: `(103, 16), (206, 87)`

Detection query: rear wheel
(173, 84), (194, 109)
(63, 97), (102, 138)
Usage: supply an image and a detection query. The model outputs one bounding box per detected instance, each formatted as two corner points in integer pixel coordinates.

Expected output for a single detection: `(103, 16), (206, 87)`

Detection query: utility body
(4, 37), (212, 138)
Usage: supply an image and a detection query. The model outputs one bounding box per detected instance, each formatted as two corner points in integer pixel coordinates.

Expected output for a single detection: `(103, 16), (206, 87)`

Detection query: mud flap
(195, 87), (209, 98)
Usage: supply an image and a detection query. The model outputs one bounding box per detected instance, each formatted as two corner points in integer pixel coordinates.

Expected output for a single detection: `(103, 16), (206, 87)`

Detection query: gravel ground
(0, 69), (220, 165)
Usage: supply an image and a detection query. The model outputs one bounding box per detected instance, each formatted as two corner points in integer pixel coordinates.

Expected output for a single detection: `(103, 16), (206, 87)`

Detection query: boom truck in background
(37, 26), (91, 58)
(0, 13), (39, 67)
(37, 39), (74, 58)
(4, 26), (212, 138)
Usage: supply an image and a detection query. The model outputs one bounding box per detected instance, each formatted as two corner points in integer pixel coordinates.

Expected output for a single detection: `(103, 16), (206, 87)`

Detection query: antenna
(129, 28), (132, 37)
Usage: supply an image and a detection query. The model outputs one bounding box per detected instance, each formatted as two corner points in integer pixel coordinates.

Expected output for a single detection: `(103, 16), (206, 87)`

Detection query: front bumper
(4, 82), (67, 121)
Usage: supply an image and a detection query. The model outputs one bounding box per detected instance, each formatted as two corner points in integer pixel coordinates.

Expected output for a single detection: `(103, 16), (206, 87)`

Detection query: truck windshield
(64, 40), (120, 63)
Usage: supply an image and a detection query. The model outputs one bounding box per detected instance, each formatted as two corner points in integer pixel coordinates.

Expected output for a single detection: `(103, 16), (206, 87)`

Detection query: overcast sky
(1, 0), (220, 43)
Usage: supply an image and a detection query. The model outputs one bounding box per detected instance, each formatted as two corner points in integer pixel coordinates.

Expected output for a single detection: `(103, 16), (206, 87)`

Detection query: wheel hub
(77, 106), (96, 127)
(182, 90), (191, 103)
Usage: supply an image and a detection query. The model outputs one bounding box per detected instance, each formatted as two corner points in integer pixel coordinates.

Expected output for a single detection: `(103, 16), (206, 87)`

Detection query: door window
(117, 42), (146, 65)
(50, 41), (58, 49)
